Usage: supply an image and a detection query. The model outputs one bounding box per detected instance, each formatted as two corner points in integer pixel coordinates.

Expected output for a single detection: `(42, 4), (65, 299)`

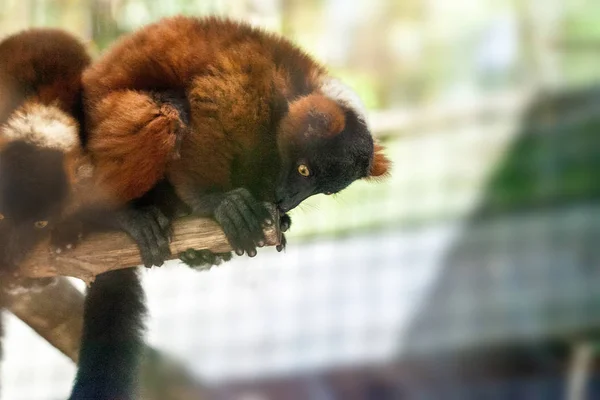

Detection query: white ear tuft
(319, 76), (368, 123)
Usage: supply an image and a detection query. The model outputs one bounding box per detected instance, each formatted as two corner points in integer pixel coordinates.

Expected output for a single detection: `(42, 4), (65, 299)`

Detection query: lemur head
(275, 77), (390, 212)
(0, 102), (84, 268)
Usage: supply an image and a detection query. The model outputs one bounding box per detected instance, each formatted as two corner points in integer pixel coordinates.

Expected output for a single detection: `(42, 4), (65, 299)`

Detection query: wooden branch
(17, 205), (281, 284)
(4, 277), (83, 361)
(3, 205), (282, 399)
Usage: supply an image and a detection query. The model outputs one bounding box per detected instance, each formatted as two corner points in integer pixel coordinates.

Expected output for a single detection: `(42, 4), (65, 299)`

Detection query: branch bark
(4, 277), (84, 360)
(17, 206), (282, 285)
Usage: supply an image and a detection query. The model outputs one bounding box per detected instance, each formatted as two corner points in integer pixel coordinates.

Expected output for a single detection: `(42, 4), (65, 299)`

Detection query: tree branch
(4, 277), (83, 360)
(17, 205), (282, 285)
(4, 205), (282, 399)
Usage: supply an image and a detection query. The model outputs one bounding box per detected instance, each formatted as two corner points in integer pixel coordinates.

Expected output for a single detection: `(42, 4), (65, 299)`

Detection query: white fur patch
(2, 102), (79, 151)
(319, 76), (368, 123)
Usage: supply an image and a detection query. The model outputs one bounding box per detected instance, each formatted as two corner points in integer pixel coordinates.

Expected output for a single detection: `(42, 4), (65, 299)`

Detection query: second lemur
(0, 28), (170, 400)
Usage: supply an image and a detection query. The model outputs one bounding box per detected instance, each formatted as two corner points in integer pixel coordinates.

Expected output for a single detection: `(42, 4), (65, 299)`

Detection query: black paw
(117, 206), (172, 268)
(50, 219), (85, 254)
(214, 188), (272, 258)
(179, 249), (232, 270)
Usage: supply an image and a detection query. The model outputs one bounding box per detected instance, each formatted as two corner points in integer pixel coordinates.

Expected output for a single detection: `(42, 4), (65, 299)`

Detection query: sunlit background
(2, 0), (600, 399)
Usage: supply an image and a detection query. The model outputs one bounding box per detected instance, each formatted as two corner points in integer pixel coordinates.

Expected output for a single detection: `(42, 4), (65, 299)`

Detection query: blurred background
(2, 0), (600, 399)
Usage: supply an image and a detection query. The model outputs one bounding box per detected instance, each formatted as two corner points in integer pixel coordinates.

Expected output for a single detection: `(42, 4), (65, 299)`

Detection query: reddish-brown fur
(81, 90), (183, 207)
(0, 28), (90, 118)
(83, 16), (328, 206)
(83, 16), (389, 212)
(369, 143), (392, 178)
(0, 29), (92, 215)
(278, 94), (347, 147)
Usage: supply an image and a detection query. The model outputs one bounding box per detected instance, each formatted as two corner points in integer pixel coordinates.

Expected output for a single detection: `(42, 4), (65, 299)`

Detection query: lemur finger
(139, 227), (161, 267)
(148, 214), (171, 262)
(229, 200), (262, 256)
(152, 207), (173, 241)
(276, 233), (287, 252)
(220, 252), (233, 262)
(215, 208), (245, 256)
(234, 196), (266, 244)
(139, 219), (165, 268)
(225, 197), (259, 246)
(180, 248), (207, 267)
(136, 234), (154, 268)
(237, 188), (273, 226)
(280, 214), (292, 232)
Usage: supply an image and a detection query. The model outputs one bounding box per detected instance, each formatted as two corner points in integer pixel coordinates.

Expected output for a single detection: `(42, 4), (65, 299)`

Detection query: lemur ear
(367, 143), (391, 178)
(307, 110), (341, 137)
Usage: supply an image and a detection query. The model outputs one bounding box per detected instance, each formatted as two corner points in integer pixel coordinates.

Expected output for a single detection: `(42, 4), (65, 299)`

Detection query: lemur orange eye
(0, 213), (4, 221)
(297, 164), (310, 177)
(34, 220), (48, 229)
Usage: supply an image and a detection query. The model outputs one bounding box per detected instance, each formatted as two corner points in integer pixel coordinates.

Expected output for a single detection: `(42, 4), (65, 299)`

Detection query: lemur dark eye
(34, 220), (49, 229)
(297, 164), (310, 177)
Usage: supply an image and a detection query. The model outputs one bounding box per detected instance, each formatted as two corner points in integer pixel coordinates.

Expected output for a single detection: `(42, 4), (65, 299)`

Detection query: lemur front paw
(214, 188), (273, 258)
(50, 219), (85, 254)
(179, 249), (232, 270)
(117, 206), (172, 268)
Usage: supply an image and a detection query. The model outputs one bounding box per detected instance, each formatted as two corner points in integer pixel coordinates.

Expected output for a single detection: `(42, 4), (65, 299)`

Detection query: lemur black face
(0, 140), (68, 268)
(275, 109), (373, 212)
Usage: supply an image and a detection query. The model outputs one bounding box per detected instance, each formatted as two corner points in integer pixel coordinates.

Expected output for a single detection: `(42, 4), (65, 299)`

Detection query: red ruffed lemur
(0, 29), (172, 400)
(68, 16), (390, 399)
(81, 15), (390, 261)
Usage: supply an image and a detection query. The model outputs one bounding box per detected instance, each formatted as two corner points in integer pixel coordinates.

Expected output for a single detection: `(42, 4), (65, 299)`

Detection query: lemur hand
(116, 206), (172, 268)
(213, 188), (272, 258)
